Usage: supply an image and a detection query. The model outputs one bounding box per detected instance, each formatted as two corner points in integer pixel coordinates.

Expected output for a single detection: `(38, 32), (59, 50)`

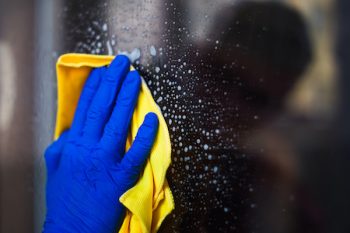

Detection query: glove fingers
(119, 113), (158, 182)
(44, 130), (69, 173)
(69, 67), (105, 139)
(100, 71), (141, 163)
(82, 55), (130, 143)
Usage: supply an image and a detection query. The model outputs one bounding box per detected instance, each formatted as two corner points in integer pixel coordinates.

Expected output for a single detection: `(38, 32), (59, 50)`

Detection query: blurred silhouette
(160, 2), (320, 233)
(200, 1), (312, 120)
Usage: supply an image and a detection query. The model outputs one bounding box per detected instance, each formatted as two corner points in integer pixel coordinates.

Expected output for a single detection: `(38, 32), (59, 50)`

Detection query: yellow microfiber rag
(54, 53), (174, 233)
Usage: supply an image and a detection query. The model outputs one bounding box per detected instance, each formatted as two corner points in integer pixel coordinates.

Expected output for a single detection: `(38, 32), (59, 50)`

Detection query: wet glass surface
(1, 0), (350, 232)
(54, 1), (337, 232)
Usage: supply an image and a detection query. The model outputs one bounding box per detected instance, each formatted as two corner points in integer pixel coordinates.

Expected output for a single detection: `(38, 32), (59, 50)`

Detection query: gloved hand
(42, 55), (159, 233)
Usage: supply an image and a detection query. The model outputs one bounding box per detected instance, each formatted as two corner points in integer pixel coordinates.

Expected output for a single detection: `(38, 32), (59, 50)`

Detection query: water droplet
(102, 23), (108, 31)
(150, 45), (157, 56)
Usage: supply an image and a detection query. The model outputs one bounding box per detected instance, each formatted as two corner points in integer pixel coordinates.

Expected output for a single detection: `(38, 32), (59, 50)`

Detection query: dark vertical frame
(335, 1), (350, 232)
(0, 0), (35, 232)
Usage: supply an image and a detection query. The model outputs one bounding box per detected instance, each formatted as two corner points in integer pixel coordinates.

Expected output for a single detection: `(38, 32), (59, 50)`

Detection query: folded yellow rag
(54, 53), (174, 233)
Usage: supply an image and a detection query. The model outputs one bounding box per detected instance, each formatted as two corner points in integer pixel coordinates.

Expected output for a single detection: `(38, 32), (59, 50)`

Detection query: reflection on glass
(52, 0), (346, 232)
(0, 0), (349, 232)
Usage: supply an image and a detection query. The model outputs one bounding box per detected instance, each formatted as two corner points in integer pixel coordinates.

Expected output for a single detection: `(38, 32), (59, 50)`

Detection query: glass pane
(0, 0), (349, 232)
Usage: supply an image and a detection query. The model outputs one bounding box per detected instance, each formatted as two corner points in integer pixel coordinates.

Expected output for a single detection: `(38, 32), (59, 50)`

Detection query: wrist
(43, 205), (125, 233)
(42, 219), (74, 233)
(42, 214), (93, 233)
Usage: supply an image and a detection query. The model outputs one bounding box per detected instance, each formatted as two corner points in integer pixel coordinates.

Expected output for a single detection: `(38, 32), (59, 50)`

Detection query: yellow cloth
(54, 53), (174, 233)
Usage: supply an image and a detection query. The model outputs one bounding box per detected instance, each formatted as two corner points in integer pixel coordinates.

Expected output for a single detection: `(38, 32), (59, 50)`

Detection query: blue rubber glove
(42, 55), (159, 233)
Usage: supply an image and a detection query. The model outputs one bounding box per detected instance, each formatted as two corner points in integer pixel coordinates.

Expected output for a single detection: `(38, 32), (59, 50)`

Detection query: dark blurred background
(0, 0), (349, 232)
